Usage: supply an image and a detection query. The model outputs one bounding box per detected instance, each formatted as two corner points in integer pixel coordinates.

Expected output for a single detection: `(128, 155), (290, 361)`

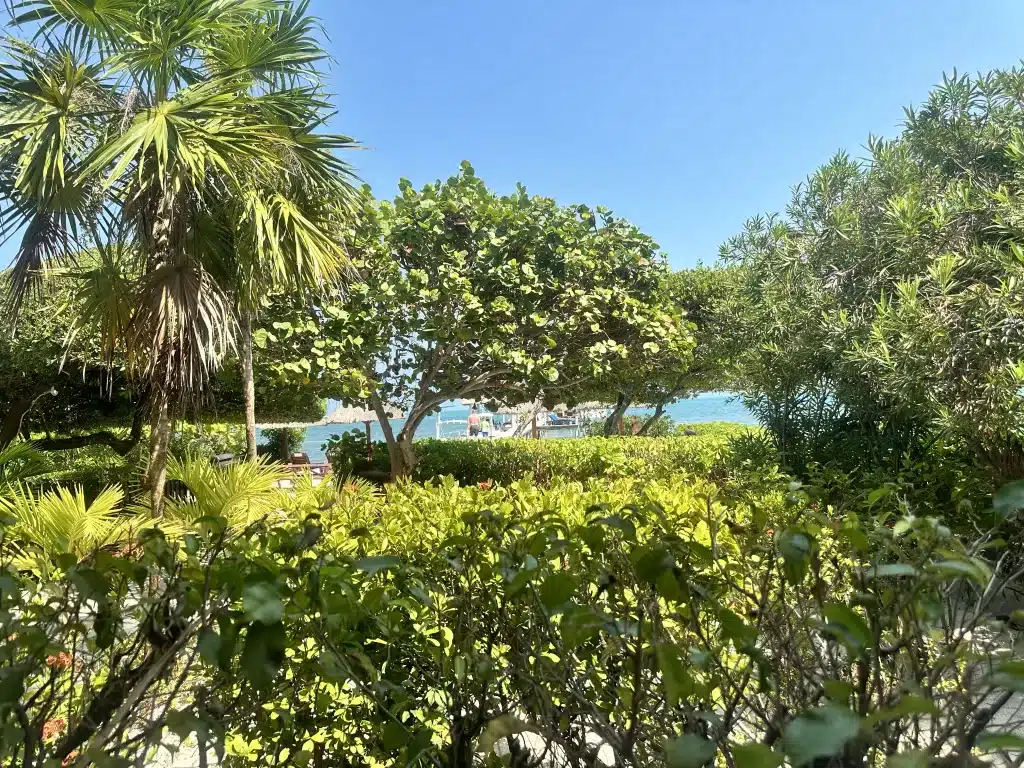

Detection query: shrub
(322, 430), (390, 477)
(260, 427), (307, 462)
(4, 461), (1024, 767)
(409, 428), (755, 486)
(585, 413), (677, 436)
(170, 422), (247, 459)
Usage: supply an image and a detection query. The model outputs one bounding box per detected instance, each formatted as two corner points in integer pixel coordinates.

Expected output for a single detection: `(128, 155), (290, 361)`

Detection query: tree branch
(34, 407), (145, 456)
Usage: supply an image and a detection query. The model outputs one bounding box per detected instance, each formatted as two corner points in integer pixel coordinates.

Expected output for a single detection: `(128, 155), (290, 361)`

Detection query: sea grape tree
(259, 163), (692, 476)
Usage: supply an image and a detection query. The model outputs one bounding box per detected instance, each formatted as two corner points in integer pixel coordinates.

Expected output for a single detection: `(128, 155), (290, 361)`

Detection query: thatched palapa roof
(323, 404), (404, 424)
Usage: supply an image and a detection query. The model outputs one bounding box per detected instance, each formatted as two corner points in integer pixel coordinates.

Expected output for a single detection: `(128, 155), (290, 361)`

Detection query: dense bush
(3, 462), (1024, 766)
(725, 69), (1024, 487)
(326, 424), (757, 487)
(260, 427), (308, 462)
(170, 423), (247, 459)
(585, 414), (677, 437)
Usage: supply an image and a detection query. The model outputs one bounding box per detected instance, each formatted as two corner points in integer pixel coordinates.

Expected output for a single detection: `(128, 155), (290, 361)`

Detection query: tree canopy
(0, 0), (356, 508)
(258, 163), (691, 475)
(725, 69), (1024, 483)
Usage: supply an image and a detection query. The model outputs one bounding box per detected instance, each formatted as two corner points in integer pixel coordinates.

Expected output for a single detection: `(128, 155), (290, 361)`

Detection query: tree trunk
(392, 434), (417, 481)
(146, 389), (172, 517)
(0, 395), (34, 450)
(369, 389), (407, 481)
(240, 310), (258, 461)
(637, 401), (667, 436)
(603, 392), (632, 436)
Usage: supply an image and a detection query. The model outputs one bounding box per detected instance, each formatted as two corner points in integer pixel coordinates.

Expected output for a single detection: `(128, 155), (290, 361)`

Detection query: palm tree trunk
(146, 387), (172, 516)
(240, 310), (258, 460)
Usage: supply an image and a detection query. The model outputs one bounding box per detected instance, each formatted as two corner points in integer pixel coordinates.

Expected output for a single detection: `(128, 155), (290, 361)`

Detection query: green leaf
(665, 734), (716, 768)
(69, 566), (110, 602)
(380, 720), (410, 751)
(355, 555), (402, 575)
(197, 629), (222, 667)
(925, 558), (991, 586)
(821, 603), (872, 653)
(822, 680), (854, 702)
(656, 570), (684, 602)
(994, 480), (1024, 523)
(864, 696), (938, 726)
(404, 728), (433, 764)
(479, 715), (535, 754)
(539, 573), (576, 612)
(886, 751), (930, 768)
(776, 529), (815, 584)
(243, 581), (285, 624)
(732, 743), (784, 768)
(989, 660), (1024, 691)
(865, 563), (917, 579)
(781, 707), (861, 766)
(632, 543), (674, 585)
(655, 643), (693, 707)
(560, 606), (604, 648)
(240, 622), (286, 691)
(977, 732), (1024, 752)
(718, 608), (758, 646)
(94, 604), (118, 650)
(0, 668), (25, 708)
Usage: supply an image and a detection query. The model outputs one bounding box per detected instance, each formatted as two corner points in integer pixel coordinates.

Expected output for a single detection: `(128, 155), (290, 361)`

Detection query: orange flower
(42, 718), (66, 740)
(46, 652), (73, 669)
(343, 482), (359, 493)
(478, 480), (493, 490)
(62, 751), (79, 766)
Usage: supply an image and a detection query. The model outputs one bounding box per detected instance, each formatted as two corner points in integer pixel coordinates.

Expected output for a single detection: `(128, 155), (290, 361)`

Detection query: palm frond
(0, 482), (125, 570)
(131, 257), (235, 395)
(155, 453), (288, 530)
(205, 0), (324, 87)
(0, 442), (51, 488)
(9, 0), (138, 51)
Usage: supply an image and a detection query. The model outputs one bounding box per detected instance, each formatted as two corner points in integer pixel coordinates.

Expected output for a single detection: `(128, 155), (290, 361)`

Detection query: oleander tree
(723, 69), (1024, 484)
(257, 164), (693, 477)
(0, 0), (356, 512)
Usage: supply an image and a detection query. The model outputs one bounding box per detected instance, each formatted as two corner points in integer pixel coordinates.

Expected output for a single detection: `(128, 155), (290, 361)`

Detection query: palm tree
(0, 0), (357, 513)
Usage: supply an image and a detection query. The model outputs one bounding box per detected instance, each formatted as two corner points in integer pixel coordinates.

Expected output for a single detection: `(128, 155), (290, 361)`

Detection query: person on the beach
(468, 407), (481, 437)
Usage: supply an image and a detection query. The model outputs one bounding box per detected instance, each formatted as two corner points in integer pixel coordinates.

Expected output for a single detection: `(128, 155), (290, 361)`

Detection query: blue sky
(2, 1), (1023, 270)
(316, 0), (1024, 268)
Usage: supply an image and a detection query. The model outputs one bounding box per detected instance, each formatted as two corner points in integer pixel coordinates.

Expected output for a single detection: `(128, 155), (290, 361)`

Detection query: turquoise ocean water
(265, 391), (757, 463)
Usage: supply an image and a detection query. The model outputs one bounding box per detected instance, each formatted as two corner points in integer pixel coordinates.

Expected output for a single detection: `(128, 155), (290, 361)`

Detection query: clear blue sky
(2, 1), (1023, 270)
(317, 0), (1024, 268)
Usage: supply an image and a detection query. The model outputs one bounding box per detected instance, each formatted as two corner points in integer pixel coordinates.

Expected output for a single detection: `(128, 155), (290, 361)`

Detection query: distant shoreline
(259, 391), (743, 429)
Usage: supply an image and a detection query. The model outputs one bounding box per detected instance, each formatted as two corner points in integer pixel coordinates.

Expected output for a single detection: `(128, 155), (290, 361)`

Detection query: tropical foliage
(598, 266), (742, 435)
(324, 425), (756, 488)
(0, 0), (356, 511)
(258, 164), (692, 477)
(725, 70), (1024, 489)
(2, 458), (1024, 766)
